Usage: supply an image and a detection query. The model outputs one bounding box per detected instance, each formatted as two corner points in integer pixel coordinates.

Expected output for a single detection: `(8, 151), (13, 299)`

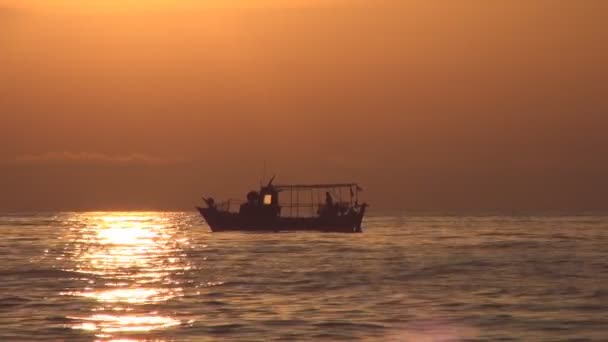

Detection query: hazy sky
(1, 1), (607, 212)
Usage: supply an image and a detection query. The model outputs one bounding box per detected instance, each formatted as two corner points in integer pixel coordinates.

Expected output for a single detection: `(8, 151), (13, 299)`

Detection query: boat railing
(216, 199), (244, 213)
(216, 199), (359, 216)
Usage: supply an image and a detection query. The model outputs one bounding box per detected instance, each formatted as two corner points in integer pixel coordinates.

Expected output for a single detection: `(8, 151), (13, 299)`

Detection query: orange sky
(1, 1), (607, 212)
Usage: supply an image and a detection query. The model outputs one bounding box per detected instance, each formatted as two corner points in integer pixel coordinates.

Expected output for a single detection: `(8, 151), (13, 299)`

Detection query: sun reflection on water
(62, 212), (189, 340)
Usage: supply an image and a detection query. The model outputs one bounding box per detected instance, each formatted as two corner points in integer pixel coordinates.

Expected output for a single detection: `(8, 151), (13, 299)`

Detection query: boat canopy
(274, 183), (362, 191)
(207, 180), (365, 216)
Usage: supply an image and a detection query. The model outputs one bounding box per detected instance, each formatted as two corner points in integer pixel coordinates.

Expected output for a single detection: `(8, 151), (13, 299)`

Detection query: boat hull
(196, 207), (365, 233)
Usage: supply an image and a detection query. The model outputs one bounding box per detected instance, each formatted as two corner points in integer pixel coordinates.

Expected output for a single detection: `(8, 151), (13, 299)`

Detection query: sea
(0, 212), (606, 341)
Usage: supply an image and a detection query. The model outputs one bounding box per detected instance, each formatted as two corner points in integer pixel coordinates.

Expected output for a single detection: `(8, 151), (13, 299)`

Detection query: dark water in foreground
(0, 213), (606, 341)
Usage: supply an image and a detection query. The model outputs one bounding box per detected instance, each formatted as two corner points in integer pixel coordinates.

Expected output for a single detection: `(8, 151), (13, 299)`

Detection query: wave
(0, 267), (82, 279)
(314, 321), (385, 329)
(0, 295), (31, 307)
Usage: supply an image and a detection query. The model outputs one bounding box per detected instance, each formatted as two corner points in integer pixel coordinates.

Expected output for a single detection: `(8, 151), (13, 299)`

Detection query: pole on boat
(310, 189), (314, 216)
(317, 189), (322, 211)
(296, 189), (299, 217)
(290, 187), (293, 217)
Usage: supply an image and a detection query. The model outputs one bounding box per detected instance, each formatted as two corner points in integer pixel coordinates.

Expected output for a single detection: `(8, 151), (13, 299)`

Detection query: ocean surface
(0, 213), (606, 341)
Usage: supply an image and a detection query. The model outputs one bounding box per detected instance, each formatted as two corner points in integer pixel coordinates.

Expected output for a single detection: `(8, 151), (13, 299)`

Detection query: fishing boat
(196, 177), (368, 233)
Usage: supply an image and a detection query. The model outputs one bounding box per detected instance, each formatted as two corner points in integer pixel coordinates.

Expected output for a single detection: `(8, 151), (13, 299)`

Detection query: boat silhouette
(197, 177), (367, 233)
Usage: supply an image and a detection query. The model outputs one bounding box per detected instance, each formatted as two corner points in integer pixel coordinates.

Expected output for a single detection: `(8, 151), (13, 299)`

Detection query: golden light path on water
(61, 213), (191, 341)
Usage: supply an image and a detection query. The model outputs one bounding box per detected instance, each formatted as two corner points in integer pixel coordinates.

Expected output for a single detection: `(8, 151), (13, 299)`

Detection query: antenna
(261, 160), (267, 187)
(267, 174), (276, 187)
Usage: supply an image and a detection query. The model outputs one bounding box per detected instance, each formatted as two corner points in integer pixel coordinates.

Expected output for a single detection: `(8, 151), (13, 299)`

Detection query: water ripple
(0, 213), (607, 340)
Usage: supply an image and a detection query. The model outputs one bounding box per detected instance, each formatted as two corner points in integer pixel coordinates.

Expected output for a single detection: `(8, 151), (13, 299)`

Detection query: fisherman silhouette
(203, 197), (216, 209)
(239, 191), (260, 216)
(318, 192), (339, 218)
(325, 192), (333, 207)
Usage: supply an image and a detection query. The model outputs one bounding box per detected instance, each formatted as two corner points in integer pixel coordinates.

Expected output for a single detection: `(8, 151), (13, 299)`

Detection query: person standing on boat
(319, 192), (338, 218)
(325, 192), (333, 207)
